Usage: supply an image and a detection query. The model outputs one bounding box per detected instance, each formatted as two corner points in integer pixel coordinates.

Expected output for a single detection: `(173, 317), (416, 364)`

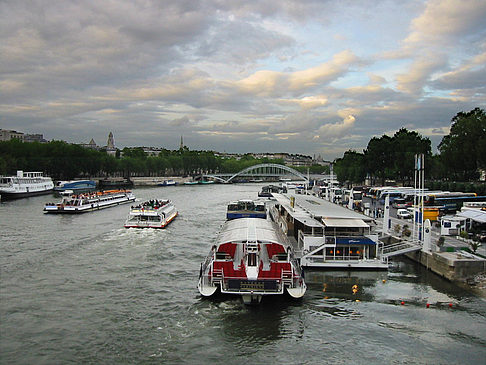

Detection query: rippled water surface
(1, 184), (485, 364)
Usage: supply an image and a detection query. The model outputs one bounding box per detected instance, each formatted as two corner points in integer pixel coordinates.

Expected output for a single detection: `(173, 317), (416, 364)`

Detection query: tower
(107, 132), (115, 149)
(180, 135), (184, 150)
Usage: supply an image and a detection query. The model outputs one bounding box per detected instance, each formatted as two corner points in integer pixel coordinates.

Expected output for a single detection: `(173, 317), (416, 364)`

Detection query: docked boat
(44, 189), (135, 214)
(226, 199), (267, 220)
(198, 218), (306, 304)
(54, 179), (96, 192)
(124, 199), (178, 228)
(258, 184), (287, 197)
(269, 193), (388, 269)
(157, 180), (177, 187)
(0, 171), (54, 199)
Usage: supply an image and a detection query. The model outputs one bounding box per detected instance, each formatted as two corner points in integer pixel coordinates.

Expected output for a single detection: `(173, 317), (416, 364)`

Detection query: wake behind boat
(44, 189), (135, 213)
(198, 217), (306, 304)
(124, 199), (178, 229)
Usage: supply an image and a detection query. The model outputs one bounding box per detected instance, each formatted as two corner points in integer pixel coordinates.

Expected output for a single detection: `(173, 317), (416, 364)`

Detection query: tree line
(0, 141), (328, 180)
(334, 107), (486, 185)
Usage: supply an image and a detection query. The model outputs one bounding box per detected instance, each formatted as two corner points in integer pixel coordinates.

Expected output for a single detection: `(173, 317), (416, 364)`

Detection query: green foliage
(438, 107), (486, 181)
(334, 150), (366, 184)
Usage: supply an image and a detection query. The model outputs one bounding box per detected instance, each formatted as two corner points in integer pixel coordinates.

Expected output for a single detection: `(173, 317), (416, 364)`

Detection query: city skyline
(1, 0), (485, 160)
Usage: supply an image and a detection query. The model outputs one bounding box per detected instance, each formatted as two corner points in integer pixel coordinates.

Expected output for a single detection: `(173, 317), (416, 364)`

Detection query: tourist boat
(54, 179), (96, 192)
(124, 199), (178, 228)
(198, 218), (307, 304)
(269, 193), (388, 269)
(226, 199), (267, 220)
(44, 189), (135, 214)
(0, 171), (54, 199)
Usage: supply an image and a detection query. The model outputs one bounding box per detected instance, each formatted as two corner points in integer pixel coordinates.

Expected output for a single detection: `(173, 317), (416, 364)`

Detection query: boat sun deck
(270, 193), (388, 270)
(198, 218), (306, 304)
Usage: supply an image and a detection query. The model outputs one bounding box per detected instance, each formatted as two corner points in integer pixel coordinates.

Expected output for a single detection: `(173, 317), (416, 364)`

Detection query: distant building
(105, 132), (116, 156)
(79, 138), (99, 150)
(0, 129), (24, 142)
(24, 134), (47, 143)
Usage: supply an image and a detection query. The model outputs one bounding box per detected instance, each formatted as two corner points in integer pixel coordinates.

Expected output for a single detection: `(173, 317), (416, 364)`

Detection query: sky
(1, 0), (485, 160)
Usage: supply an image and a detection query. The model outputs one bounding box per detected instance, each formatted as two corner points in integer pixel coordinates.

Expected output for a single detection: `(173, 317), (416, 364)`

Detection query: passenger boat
(0, 171), (54, 199)
(44, 189), (135, 214)
(269, 193), (388, 269)
(198, 218), (307, 304)
(54, 179), (96, 192)
(226, 199), (267, 220)
(124, 199), (178, 228)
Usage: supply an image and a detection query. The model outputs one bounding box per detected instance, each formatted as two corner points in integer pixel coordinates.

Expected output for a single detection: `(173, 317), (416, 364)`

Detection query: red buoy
(449, 303), (453, 308)
(401, 301), (405, 305)
(426, 303), (430, 308)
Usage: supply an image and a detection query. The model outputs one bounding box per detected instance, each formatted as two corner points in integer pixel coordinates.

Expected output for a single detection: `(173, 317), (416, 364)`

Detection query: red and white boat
(198, 218), (306, 304)
(124, 199), (177, 229)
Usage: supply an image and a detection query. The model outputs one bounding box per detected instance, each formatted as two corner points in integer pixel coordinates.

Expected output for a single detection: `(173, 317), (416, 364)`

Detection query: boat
(98, 178), (133, 189)
(44, 189), (135, 214)
(198, 217), (307, 304)
(226, 199), (267, 220)
(157, 180), (177, 187)
(269, 193), (388, 269)
(183, 181), (199, 185)
(124, 199), (178, 228)
(0, 171), (54, 199)
(258, 184), (287, 197)
(54, 179), (96, 192)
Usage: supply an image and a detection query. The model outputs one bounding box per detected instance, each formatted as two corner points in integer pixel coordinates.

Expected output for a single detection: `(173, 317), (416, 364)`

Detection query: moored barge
(269, 193), (388, 269)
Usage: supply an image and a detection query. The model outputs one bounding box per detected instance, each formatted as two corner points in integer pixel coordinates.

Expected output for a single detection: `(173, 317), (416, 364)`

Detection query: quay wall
(405, 250), (486, 281)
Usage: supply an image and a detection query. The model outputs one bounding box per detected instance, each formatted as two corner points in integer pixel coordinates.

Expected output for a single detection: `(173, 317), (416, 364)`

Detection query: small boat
(183, 181), (199, 185)
(54, 179), (96, 192)
(124, 199), (178, 229)
(0, 171), (54, 199)
(226, 199), (267, 220)
(258, 184), (287, 197)
(157, 180), (177, 187)
(198, 218), (306, 304)
(44, 189), (135, 214)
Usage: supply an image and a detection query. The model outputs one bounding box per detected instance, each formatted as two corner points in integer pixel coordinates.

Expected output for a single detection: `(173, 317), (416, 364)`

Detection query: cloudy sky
(1, 0), (485, 160)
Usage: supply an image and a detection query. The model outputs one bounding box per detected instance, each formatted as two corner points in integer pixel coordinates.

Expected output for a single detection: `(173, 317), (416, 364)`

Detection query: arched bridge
(204, 163), (308, 184)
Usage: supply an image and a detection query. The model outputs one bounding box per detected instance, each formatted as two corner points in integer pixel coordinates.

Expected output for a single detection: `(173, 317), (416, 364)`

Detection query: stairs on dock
(382, 241), (422, 258)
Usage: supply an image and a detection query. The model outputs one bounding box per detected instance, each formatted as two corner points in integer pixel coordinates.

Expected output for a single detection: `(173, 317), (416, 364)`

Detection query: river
(1, 184), (485, 364)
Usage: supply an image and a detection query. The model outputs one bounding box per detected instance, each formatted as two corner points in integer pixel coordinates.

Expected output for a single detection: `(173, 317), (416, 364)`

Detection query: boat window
(248, 252), (257, 266)
(228, 204), (239, 210)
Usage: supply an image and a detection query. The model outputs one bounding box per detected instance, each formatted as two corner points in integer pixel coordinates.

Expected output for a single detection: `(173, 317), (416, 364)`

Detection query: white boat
(124, 199), (178, 229)
(0, 171), (54, 199)
(157, 180), (177, 187)
(44, 189), (135, 214)
(269, 193), (388, 270)
(198, 218), (306, 304)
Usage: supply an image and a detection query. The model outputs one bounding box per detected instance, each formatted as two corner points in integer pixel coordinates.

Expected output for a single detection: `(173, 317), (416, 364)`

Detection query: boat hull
(0, 189), (53, 200)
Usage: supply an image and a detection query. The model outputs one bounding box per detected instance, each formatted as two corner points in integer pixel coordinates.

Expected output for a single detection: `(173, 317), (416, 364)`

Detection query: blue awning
(336, 237), (376, 245)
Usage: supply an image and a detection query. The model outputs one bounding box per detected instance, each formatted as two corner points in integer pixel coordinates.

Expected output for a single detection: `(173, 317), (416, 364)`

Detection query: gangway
(382, 241), (422, 258)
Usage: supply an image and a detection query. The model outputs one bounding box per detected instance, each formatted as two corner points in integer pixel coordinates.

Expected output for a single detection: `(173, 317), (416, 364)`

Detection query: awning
(457, 209), (486, 224)
(322, 218), (369, 228)
(336, 237), (376, 245)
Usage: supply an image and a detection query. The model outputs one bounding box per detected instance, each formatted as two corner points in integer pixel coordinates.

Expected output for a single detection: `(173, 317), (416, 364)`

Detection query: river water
(1, 184), (485, 364)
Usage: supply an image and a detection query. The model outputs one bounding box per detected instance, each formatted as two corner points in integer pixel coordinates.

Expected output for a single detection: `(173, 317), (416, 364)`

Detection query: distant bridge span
(204, 163), (308, 184)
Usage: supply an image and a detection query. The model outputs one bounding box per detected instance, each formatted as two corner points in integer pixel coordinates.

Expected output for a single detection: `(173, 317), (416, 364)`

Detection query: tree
(364, 135), (393, 185)
(334, 150), (366, 185)
(438, 108), (486, 181)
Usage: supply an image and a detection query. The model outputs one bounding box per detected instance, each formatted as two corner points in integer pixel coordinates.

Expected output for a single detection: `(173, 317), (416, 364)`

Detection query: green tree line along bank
(334, 107), (486, 190)
(0, 142), (328, 180)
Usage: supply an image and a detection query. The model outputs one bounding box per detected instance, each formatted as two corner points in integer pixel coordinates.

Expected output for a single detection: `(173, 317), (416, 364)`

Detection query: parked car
(397, 209), (412, 219)
(392, 198), (407, 209)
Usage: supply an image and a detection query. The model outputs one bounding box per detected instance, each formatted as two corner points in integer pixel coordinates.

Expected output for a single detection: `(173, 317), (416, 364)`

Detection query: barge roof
(272, 193), (375, 225)
(217, 218), (283, 245)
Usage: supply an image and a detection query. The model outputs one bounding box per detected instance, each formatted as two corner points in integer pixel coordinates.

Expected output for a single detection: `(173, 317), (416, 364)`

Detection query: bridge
(203, 163), (309, 184)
